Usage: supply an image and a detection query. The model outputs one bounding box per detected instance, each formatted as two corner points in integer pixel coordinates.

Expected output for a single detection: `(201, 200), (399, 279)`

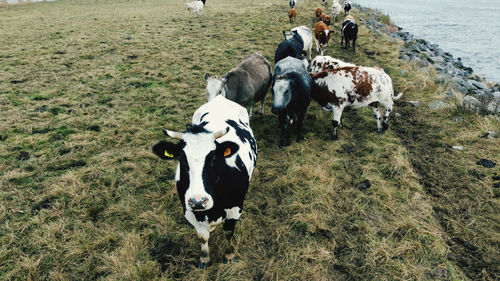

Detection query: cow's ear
(217, 141), (239, 158)
(152, 141), (180, 160)
(204, 73), (210, 81)
(221, 75), (229, 84)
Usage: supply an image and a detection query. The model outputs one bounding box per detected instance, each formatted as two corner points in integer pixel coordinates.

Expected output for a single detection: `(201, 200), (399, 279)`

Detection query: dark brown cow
(310, 66), (403, 139)
(314, 21), (331, 56)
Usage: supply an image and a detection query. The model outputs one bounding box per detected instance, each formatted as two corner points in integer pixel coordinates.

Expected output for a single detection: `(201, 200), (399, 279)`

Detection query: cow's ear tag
(223, 147), (231, 157)
(164, 150), (174, 158)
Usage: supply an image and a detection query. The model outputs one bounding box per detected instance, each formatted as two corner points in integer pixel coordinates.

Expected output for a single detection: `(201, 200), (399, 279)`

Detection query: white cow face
(271, 78), (291, 114)
(152, 126), (240, 212)
(205, 73), (227, 102)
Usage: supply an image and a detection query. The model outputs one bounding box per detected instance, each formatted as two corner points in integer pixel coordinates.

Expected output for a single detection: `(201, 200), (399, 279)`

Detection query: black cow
(275, 30), (306, 64)
(271, 57), (312, 148)
(343, 1), (351, 16)
(341, 16), (358, 51)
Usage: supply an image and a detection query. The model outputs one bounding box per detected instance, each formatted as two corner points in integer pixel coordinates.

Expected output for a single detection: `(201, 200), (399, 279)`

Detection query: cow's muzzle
(271, 106), (283, 115)
(187, 197), (209, 211)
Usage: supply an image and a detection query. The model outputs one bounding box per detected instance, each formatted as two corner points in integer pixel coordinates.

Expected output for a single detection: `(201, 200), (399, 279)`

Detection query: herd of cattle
(154, 0), (403, 268)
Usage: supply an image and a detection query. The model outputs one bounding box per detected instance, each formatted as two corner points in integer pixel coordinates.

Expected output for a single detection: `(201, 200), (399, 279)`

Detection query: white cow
(331, 0), (342, 21)
(186, 0), (206, 16)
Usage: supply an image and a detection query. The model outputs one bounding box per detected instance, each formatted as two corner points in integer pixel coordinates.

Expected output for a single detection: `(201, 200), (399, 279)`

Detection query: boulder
(428, 100), (451, 110)
(461, 95), (482, 111)
(406, 100), (423, 107)
(470, 80), (489, 91)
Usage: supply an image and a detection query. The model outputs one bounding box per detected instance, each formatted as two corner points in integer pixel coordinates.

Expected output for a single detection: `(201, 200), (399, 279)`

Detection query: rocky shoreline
(356, 5), (500, 115)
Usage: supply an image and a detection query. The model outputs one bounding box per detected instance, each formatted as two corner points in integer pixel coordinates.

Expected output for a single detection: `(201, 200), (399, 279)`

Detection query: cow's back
(312, 66), (394, 108)
(225, 53), (272, 106)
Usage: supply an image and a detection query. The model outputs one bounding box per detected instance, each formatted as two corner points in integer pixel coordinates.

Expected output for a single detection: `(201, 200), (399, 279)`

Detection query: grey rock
(400, 54), (410, 61)
(394, 112), (402, 118)
(452, 145), (463, 151)
(435, 75), (450, 85)
(439, 91), (459, 101)
(430, 56), (445, 64)
(452, 117), (464, 122)
(448, 82), (467, 94)
(493, 92), (500, 102)
(480, 130), (499, 139)
(486, 101), (497, 114)
(471, 80), (489, 91)
(462, 95), (482, 111)
(469, 74), (481, 81)
(428, 100), (451, 110)
(407, 100), (423, 107)
(400, 69), (408, 76)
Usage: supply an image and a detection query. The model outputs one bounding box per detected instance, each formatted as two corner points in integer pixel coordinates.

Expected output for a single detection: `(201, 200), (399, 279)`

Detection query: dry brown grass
(0, 0), (499, 280)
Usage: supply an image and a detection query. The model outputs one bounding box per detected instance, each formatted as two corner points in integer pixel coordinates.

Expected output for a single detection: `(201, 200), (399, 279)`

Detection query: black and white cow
(341, 15), (358, 51)
(343, 0), (351, 16)
(152, 95), (257, 268)
(275, 30), (306, 65)
(283, 26), (313, 60)
(271, 57), (312, 148)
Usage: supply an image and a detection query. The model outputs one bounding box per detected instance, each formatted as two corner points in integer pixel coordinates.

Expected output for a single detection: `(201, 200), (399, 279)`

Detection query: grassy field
(0, 0), (499, 280)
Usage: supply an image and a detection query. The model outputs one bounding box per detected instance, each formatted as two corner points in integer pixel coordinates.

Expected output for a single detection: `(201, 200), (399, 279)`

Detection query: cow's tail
(393, 92), (403, 100)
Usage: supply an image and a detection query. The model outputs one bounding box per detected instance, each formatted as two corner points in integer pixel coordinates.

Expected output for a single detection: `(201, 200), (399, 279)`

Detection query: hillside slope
(0, 0), (498, 280)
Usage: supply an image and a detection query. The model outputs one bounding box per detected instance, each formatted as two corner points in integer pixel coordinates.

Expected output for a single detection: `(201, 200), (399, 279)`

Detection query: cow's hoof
(279, 139), (290, 148)
(377, 128), (384, 134)
(198, 261), (210, 269)
(330, 135), (338, 141)
(223, 254), (237, 264)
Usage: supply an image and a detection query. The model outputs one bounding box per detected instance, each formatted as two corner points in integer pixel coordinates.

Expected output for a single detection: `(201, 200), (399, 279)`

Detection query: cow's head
(205, 73), (228, 102)
(152, 125), (239, 212)
(271, 73), (296, 114)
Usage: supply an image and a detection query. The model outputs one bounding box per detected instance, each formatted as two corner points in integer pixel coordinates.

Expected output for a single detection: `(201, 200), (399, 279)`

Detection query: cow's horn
(213, 127), (229, 139)
(162, 128), (183, 140)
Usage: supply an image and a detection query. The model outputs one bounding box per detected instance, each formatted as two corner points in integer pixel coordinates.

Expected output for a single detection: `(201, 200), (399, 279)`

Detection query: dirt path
(391, 105), (499, 280)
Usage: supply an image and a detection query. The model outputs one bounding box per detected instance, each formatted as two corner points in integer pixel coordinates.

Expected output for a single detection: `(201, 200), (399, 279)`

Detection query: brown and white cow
(309, 55), (355, 74)
(310, 66), (403, 139)
(314, 21), (331, 56)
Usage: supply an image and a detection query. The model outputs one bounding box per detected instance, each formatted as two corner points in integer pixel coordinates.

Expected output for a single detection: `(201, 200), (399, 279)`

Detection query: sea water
(354, 0), (500, 83)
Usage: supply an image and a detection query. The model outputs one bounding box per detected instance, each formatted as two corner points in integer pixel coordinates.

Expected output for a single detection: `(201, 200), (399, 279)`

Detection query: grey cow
(205, 52), (272, 117)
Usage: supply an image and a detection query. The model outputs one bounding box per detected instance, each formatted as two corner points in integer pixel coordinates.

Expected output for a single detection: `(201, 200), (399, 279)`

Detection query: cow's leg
(352, 37), (356, 51)
(223, 219), (237, 263)
(296, 110), (307, 142)
(370, 102), (382, 133)
(331, 106), (343, 140)
(382, 103), (393, 131)
(278, 112), (289, 148)
(196, 228), (210, 268)
(260, 100), (265, 115)
(314, 38), (320, 52)
(341, 34), (344, 47)
(248, 103), (254, 118)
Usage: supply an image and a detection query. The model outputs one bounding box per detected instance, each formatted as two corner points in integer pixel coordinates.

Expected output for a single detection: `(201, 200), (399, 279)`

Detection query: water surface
(355, 0), (500, 83)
